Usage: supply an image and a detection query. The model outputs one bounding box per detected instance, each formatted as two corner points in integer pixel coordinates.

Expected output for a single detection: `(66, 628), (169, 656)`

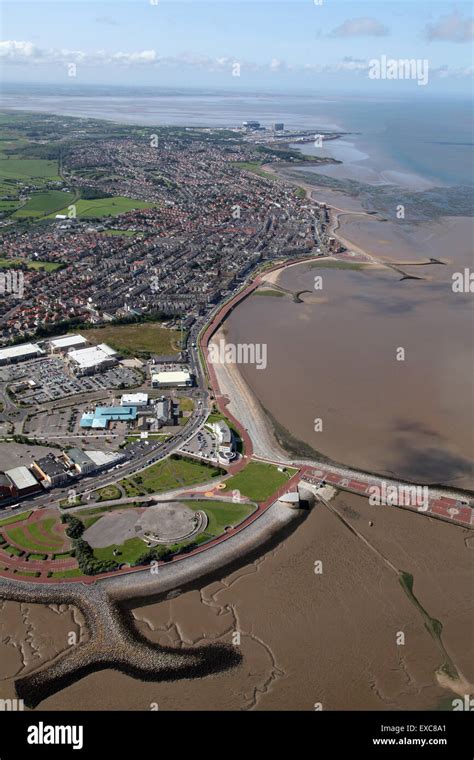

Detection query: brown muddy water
(226, 216), (474, 489)
(1, 492), (471, 710)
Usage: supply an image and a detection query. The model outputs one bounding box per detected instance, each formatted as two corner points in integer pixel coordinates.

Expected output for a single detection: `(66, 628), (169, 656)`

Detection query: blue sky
(1, 1), (473, 92)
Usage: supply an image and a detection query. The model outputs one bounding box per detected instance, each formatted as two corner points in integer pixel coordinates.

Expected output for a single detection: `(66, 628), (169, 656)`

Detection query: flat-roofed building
(63, 448), (96, 475)
(0, 343), (43, 365)
(0, 472), (17, 500)
(48, 334), (88, 354)
(5, 466), (41, 496)
(31, 454), (69, 487)
(80, 406), (137, 429)
(84, 450), (125, 471)
(120, 393), (148, 408)
(67, 344), (117, 375)
(151, 370), (192, 388)
(155, 397), (171, 426)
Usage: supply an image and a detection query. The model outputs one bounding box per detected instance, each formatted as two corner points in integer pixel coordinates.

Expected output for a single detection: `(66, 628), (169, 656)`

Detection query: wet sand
(2, 492), (471, 711)
(225, 215), (474, 489)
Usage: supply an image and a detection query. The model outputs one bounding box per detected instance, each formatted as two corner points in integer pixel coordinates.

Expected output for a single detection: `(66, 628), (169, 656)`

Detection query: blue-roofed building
(80, 406), (137, 429)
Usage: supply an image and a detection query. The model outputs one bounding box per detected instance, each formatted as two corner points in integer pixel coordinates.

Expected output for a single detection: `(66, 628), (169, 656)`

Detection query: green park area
(46, 196), (155, 219)
(0, 258), (65, 272)
(0, 511), (32, 528)
(3, 516), (68, 554)
(232, 161), (276, 181)
(78, 498), (254, 567)
(94, 484), (122, 502)
(193, 500), (255, 537)
(120, 455), (223, 497)
(82, 321), (181, 356)
(223, 461), (297, 503)
(13, 190), (75, 218)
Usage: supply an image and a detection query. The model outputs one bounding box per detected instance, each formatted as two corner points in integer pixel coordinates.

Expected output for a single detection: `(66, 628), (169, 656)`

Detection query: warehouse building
(48, 334), (89, 354)
(4, 466), (42, 496)
(0, 343), (43, 365)
(67, 343), (117, 375)
(151, 370), (193, 388)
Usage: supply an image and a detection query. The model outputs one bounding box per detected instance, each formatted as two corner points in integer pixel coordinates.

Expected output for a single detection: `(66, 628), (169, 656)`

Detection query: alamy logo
(0, 698), (24, 711)
(27, 722), (83, 750)
(368, 482), (429, 511)
(452, 695), (474, 711)
(0, 270), (24, 299)
(208, 339), (267, 370)
(368, 55), (429, 86)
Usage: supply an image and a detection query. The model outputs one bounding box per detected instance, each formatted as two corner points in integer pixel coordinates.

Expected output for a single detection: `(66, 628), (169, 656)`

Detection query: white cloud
(331, 17), (389, 38)
(426, 12), (474, 43)
(0, 40), (471, 81)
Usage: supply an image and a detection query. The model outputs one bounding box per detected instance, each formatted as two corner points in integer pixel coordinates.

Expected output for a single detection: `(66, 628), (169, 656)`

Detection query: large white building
(48, 334), (88, 354)
(210, 420), (236, 464)
(120, 393), (148, 407)
(151, 370), (192, 388)
(0, 343), (43, 365)
(67, 343), (117, 375)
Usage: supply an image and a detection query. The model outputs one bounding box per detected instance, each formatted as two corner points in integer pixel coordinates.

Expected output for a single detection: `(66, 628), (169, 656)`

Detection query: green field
(5, 517), (67, 554)
(0, 511), (32, 527)
(83, 322), (180, 356)
(223, 461), (297, 503)
(13, 190), (75, 218)
(0, 258), (64, 272)
(191, 500), (255, 536)
(93, 537), (145, 565)
(100, 229), (139, 237)
(232, 161), (276, 181)
(120, 456), (222, 497)
(47, 196), (155, 219)
(0, 158), (60, 182)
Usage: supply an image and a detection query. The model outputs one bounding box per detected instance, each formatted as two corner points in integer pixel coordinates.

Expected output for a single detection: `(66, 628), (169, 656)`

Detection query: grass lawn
(46, 196), (155, 219)
(189, 500), (255, 537)
(13, 190), (75, 218)
(6, 517), (67, 553)
(0, 510), (32, 527)
(223, 461), (298, 503)
(179, 397), (195, 412)
(94, 537), (145, 565)
(0, 258), (65, 272)
(100, 229), (139, 237)
(308, 260), (365, 271)
(2, 544), (23, 556)
(232, 161), (276, 181)
(120, 456), (222, 496)
(82, 322), (180, 356)
(59, 495), (83, 508)
(254, 289), (286, 297)
(28, 552), (48, 561)
(94, 484), (122, 502)
(49, 568), (84, 579)
(0, 158), (60, 182)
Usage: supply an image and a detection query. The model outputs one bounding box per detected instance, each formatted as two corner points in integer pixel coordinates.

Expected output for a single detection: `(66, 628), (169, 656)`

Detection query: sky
(1, 0), (473, 93)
